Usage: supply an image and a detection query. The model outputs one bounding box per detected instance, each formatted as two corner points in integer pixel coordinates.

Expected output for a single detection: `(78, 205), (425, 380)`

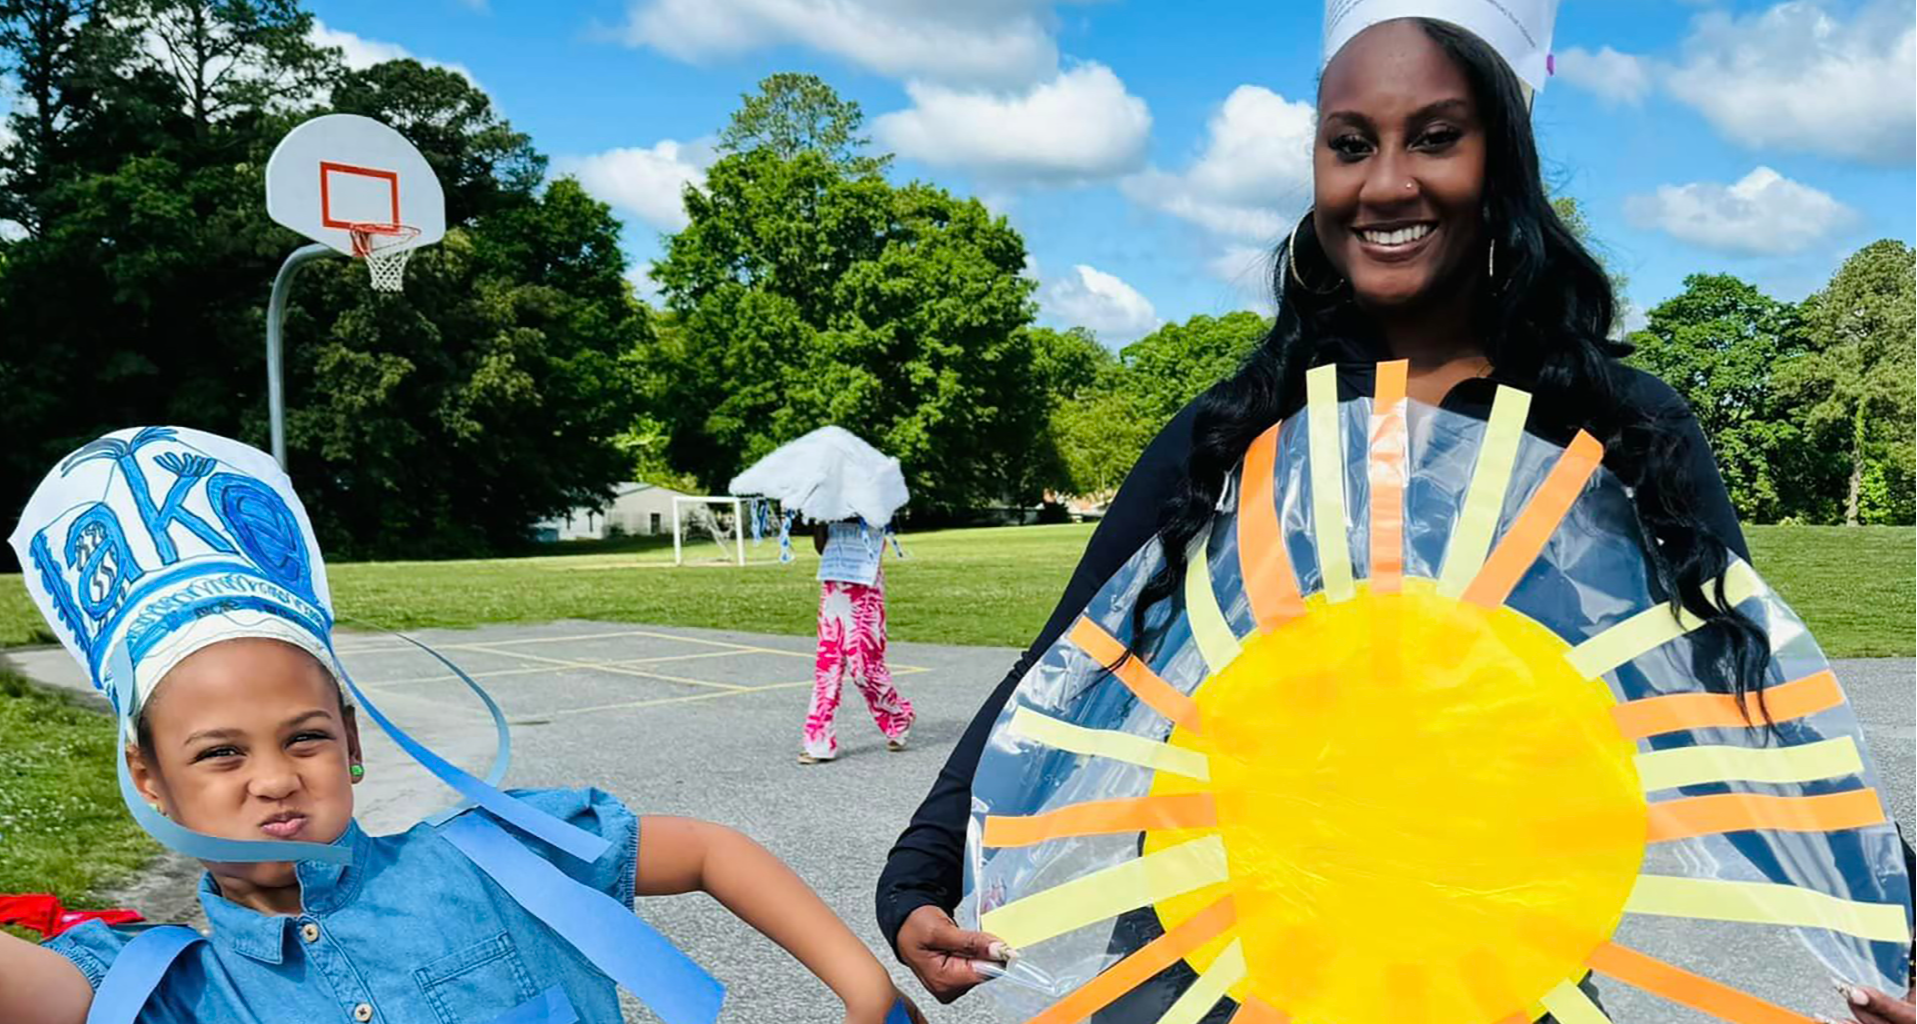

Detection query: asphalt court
(331, 624), (933, 720)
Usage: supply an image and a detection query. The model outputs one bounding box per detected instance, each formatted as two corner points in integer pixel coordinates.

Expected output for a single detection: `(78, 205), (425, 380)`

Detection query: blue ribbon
(884, 523), (907, 560)
(441, 813), (725, 1024)
(886, 997), (914, 1024)
(778, 512), (796, 564)
(85, 925), (203, 1024)
(486, 986), (579, 1024)
(333, 655), (609, 864)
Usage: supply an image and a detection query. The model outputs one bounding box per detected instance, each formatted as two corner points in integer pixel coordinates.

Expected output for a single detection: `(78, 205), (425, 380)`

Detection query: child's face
(128, 637), (361, 892)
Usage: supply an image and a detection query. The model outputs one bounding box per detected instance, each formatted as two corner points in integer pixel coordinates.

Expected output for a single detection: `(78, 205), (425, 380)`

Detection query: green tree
(1625, 274), (1821, 523)
(0, 15), (646, 565)
(1039, 312), (1267, 498)
(1778, 240), (1916, 525)
(135, 0), (334, 138)
(716, 71), (886, 172)
(647, 80), (1039, 515)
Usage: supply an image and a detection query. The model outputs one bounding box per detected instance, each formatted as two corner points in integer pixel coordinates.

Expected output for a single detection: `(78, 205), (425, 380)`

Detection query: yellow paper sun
(972, 362), (1903, 1024)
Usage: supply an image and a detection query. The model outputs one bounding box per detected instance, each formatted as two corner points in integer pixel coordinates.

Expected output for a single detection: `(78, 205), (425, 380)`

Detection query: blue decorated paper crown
(8, 426), (335, 718)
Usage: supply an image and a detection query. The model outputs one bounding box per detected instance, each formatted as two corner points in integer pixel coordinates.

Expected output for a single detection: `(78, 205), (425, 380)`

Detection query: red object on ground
(0, 894), (144, 939)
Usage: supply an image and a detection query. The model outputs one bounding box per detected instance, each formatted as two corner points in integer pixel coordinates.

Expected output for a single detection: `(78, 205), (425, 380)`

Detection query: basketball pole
(265, 242), (337, 470)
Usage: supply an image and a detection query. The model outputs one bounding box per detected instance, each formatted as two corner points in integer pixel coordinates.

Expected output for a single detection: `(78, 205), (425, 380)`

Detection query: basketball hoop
(347, 222), (421, 292)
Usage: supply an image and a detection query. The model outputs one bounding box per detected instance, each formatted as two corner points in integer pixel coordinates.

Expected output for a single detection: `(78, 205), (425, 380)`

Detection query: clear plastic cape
(960, 365), (1911, 1024)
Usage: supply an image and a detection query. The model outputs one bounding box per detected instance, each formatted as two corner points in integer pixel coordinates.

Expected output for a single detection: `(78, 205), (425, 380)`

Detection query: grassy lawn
(0, 670), (158, 938)
(1, 523), (1910, 655)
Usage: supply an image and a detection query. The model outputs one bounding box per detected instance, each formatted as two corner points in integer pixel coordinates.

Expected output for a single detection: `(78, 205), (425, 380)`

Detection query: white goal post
(671, 495), (747, 567)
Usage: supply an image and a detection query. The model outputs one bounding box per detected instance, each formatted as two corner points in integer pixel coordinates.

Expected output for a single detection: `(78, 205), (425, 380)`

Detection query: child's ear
(342, 705), (364, 778)
(126, 742), (165, 812)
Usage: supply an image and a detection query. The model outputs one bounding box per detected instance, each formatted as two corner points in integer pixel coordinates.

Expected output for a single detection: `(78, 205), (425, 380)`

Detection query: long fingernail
(1850, 985), (1870, 1006)
(988, 941), (1019, 962)
(970, 959), (1006, 979)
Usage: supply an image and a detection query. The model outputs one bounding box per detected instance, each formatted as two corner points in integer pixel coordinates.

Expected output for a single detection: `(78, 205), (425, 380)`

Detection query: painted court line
(465, 644), (752, 691)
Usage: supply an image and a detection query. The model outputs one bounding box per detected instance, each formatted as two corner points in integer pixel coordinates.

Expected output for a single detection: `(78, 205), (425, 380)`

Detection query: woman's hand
(1825, 982), (1916, 1024)
(895, 904), (1011, 1003)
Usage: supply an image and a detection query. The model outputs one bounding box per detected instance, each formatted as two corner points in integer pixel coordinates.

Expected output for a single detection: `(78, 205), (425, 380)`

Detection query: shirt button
(300, 922), (320, 943)
(352, 1003), (373, 1022)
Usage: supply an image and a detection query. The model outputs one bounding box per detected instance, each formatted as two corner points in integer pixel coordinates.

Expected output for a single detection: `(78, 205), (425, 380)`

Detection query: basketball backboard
(266, 113), (445, 258)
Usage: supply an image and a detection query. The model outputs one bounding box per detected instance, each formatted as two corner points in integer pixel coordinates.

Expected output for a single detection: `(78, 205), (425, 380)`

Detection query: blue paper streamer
(334, 656), (609, 865)
(486, 986), (579, 1024)
(86, 925), (203, 1024)
(441, 813), (725, 1024)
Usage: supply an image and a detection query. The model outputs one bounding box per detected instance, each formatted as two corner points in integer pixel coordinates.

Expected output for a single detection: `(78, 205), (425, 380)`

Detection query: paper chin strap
(1323, 0), (1559, 94)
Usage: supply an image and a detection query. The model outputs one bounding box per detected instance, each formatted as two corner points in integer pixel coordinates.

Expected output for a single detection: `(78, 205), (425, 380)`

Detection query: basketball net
(347, 222), (422, 293)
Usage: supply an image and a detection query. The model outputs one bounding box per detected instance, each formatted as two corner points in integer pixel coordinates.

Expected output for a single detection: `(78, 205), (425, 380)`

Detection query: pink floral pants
(804, 571), (915, 758)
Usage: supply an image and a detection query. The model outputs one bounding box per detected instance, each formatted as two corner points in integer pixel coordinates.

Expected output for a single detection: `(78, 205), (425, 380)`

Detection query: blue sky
(305, 0), (1915, 345)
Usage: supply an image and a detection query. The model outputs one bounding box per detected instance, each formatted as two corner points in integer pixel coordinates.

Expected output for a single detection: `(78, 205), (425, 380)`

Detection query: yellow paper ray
(1634, 736), (1865, 791)
(1625, 875), (1911, 944)
(1157, 939), (1247, 1024)
(1306, 364), (1355, 603)
(1566, 561), (1762, 678)
(1008, 707), (1211, 781)
(1185, 530), (1244, 674)
(1537, 979), (1611, 1024)
(979, 836), (1230, 949)
(1438, 385), (1533, 599)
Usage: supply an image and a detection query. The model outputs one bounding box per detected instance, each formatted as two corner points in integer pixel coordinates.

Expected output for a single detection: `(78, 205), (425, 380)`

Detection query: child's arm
(637, 815), (913, 1024)
(0, 930), (91, 1024)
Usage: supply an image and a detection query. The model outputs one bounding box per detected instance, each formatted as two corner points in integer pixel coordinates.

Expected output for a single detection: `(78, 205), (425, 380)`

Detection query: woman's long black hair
(1126, 18), (1773, 716)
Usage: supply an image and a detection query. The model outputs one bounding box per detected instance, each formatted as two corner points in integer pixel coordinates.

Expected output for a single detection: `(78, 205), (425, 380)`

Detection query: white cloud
(555, 138), (716, 232)
(1554, 46), (1652, 105)
(309, 20), (481, 87)
(1623, 166), (1859, 256)
(1663, 0), (1915, 164)
(1121, 85), (1315, 242)
(614, 0), (1067, 88)
(871, 63), (1150, 184)
(1042, 264), (1162, 342)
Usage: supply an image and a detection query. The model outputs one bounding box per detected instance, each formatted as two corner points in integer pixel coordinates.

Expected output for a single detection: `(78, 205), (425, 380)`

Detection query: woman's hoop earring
(1288, 210), (1344, 296)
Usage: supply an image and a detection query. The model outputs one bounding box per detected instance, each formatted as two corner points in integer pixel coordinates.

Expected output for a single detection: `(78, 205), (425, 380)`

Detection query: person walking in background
(801, 519), (914, 764)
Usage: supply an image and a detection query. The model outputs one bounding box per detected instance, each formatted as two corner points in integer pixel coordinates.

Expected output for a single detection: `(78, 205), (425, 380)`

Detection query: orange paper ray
(1588, 942), (1817, 1024)
(1229, 996), (1292, 1023)
(983, 794), (1217, 849)
(1238, 422), (1306, 629)
(1027, 898), (1238, 1024)
(1369, 360), (1409, 593)
(1068, 618), (1204, 736)
(1461, 430), (1604, 608)
(1646, 788), (1885, 842)
(1611, 670), (1845, 739)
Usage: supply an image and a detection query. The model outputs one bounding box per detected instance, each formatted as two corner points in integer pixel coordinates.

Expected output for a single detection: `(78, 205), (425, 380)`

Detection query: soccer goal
(671, 496), (747, 566)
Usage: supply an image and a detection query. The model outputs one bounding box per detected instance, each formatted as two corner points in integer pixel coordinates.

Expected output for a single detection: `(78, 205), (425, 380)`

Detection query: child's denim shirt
(46, 788), (639, 1024)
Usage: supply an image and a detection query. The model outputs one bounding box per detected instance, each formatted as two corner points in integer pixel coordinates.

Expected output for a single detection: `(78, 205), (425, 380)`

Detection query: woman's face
(1313, 19), (1489, 314)
(129, 637), (361, 891)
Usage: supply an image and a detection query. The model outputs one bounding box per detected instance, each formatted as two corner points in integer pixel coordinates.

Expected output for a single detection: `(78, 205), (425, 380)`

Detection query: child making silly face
(2, 426), (924, 1024)
(127, 638), (363, 913)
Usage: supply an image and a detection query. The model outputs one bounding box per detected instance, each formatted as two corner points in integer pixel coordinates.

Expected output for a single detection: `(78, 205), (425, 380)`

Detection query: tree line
(2, 3), (1909, 576)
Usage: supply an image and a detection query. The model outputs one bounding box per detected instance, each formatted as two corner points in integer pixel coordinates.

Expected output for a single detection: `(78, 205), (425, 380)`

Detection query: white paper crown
(1324, 0), (1560, 93)
(8, 427), (336, 716)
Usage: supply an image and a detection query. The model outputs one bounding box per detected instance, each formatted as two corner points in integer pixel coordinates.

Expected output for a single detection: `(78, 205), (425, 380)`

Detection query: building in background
(534, 482), (687, 542)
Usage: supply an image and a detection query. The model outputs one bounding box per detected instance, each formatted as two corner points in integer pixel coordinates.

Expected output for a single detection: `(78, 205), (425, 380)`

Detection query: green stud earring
(349, 764), (365, 780)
